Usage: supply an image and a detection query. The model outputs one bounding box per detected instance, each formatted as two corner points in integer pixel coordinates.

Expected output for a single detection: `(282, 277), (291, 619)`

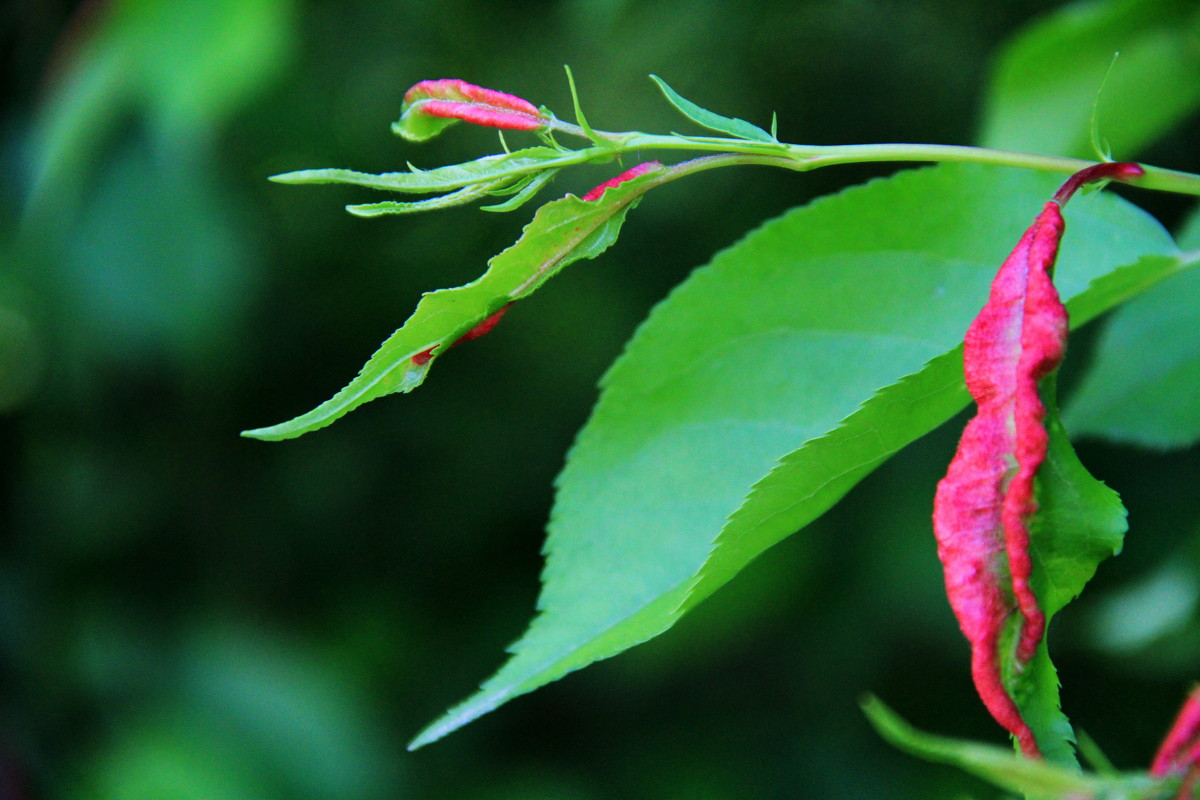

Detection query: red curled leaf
(932, 160), (1144, 758)
(582, 161), (663, 201)
(932, 199), (1066, 759)
(395, 79), (545, 141)
(1152, 686), (1200, 777)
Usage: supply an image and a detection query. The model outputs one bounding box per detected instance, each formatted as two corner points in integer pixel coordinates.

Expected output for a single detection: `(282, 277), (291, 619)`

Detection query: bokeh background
(2, 1), (1198, 797)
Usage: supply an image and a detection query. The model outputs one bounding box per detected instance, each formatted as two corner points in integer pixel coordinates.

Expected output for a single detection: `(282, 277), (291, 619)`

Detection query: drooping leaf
(861, 696), (1159, 799)
(924, 164), (1140, 764)
(242, 166), (663, 440)
(1064, 253), (1200, 449)
(931, 197), (1069, 761)
(979, 0), (1200, 158)
(649, 75), (776, 143)
(410, 164), (1180, 747)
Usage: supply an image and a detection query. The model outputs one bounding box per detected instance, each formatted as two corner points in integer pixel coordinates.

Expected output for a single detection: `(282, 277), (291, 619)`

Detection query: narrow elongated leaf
(479, 169), (561, 213)
(269, 148), (561, 195)
(345, 182), (504, 217)
(979, 0), (1200, 158)
(242, 167), (663, 440)
(410, 164), (1180, 748)
(649, 75), (776, 143)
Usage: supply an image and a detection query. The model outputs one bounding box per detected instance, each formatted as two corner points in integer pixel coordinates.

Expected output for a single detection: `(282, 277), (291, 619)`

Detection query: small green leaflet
(649, 75), (776, 143)
(242, 167), (663, 440)
(409, 164), (1180, 748)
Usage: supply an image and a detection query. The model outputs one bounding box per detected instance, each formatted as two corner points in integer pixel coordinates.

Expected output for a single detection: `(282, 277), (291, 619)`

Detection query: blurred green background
(2, 1), (1198, 797)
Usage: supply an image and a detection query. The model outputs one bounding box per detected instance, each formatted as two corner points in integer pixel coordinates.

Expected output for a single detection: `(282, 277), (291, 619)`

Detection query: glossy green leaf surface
(411, 164), (1180, 747)
(243, 168), (662, 440)
(979, 0), (1200, 158)
(649, 75), (775, 143)
(1006, 394), (1127, 765)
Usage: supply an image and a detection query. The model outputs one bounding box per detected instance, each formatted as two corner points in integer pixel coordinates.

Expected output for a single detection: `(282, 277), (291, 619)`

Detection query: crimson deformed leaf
(409, 164), (1181, 749)
(932, 163), (1140, 762)
(931, 198), (1069, 759)
(242, 165), (664, 441)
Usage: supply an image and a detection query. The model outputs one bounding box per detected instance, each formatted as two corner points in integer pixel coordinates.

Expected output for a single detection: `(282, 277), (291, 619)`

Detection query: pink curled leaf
(932, 161), (1144, 758)
(932, 199), (1066, 759)
(582, 161), (663, 202)
(396, 79), (545, 141)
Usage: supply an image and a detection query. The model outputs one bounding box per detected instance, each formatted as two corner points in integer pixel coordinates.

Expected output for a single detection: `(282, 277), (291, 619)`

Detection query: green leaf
(563, 65), (605, 147)
(1064, 253), (1200, 448)
(649, 75), (776, 143)
(1003, 393), (1127, 766)
(861, 696), (1159, 799)
(345, 182), (505, 216)
(242, 166), (663, 441)
(409, 164), (1180, 747)
(269, 148), (562, 195)
(979, 0), (1200, 158)
(479, 169), (561, 213)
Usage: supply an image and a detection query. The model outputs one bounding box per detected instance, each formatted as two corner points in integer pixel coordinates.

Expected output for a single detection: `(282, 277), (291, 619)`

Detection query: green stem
(589, 134), (1200, 198)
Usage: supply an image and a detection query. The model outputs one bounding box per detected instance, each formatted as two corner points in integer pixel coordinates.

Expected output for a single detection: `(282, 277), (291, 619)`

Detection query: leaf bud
(395, 79), (547, 142)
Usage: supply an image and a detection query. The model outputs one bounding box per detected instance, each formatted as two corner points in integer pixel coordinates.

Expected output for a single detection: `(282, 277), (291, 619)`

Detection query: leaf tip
(269, 170), (315, 184)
